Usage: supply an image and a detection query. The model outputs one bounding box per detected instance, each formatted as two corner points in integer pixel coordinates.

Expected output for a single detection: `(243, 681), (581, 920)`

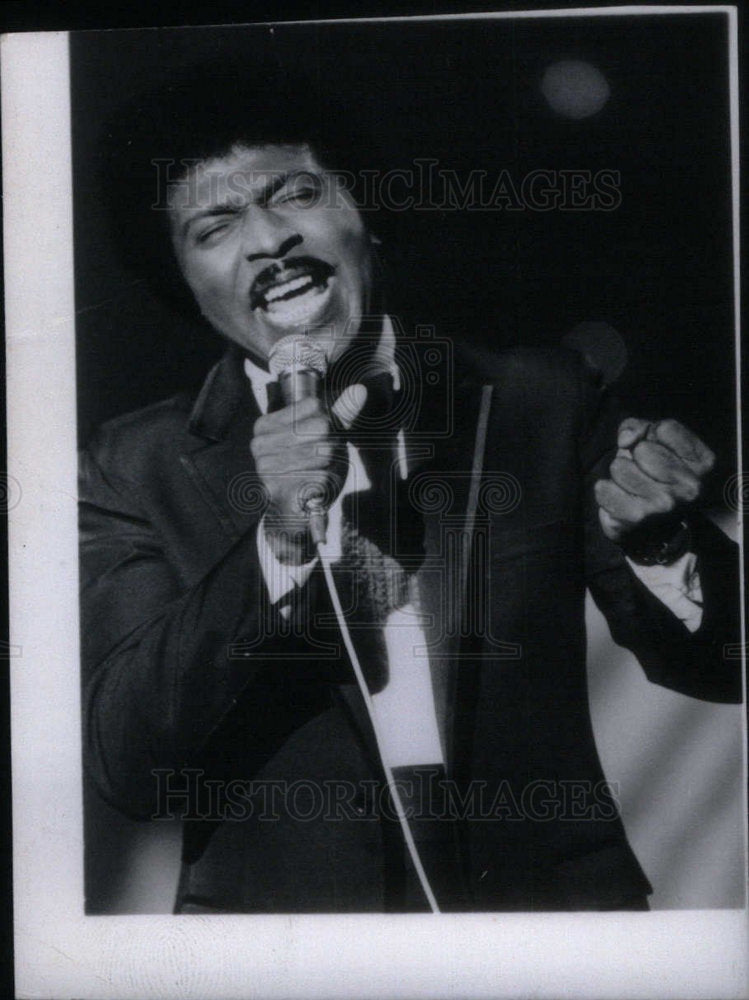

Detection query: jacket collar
(188, 344), (257, 442)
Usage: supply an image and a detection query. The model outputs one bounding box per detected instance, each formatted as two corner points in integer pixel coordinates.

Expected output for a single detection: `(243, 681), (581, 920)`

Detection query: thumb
(332, 383), (368, 430)
(617, 417), (652, 450)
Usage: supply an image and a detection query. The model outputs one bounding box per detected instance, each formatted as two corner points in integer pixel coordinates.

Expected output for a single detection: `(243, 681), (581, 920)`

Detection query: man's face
(168, 143), (374, 365)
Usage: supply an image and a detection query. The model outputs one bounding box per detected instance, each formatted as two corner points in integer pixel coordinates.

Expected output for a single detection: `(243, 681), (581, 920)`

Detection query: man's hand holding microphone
(250, 335), (367, 564)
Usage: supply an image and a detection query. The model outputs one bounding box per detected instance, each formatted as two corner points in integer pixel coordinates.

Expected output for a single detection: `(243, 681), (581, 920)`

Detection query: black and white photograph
(3, 5), (747, 998)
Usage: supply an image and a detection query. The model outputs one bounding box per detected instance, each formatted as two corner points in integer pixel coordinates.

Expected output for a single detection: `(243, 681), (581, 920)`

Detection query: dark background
(69, 11), (742, 917)
(71, 13), (737, 503)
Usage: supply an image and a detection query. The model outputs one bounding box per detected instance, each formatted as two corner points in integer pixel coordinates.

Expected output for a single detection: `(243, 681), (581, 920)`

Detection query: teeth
(265, 275), (315, 303)
(261, 279), (334, 328)
(268, 286), (324, 318)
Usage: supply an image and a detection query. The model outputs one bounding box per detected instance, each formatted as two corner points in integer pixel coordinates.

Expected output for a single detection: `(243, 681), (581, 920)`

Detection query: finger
(594, 478), (658, 525)
(617, 418), (653, 450)
(268, 467), (331, 500)
(251, 415), (329, 457)
(630, 441), (701, 501)
(254, 441), (333, 472)
(253, 395), (320, 435)
(598, 506), (627, 542)
(609, 455), (670, 503)
(288, 414), (330, 442)
(332, 383), (368, 431)
(651, 419), (715, 476)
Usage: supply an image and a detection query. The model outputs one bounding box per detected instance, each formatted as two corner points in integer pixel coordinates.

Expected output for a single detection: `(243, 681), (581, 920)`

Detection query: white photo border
(4, 8), (747, 998)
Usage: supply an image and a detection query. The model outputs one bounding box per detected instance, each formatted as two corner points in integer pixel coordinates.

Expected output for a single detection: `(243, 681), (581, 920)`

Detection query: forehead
(167, 143), (323, 213)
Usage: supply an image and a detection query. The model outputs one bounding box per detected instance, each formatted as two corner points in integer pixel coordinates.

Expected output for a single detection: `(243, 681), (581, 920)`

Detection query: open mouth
(250, 257), (335, 328)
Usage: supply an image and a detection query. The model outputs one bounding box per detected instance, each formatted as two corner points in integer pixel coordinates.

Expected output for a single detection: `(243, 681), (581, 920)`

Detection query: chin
(314, 323), (359, 364)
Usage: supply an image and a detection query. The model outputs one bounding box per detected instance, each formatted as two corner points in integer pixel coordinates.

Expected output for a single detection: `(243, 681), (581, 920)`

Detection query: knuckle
(595, 485), (617, 512)
(619, 417), (642, 432)
(632, 441), (658, 468)
(658, 417), (681, 435)
(656, 490), (675, 513)
(681, 477), (700, 502)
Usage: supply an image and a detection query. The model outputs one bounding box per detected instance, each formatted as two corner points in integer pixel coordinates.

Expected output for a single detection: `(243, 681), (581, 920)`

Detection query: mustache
(249, 256), (335, 310)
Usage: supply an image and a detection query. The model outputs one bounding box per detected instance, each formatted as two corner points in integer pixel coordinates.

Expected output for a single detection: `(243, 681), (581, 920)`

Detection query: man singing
(80, 64), (740, 913)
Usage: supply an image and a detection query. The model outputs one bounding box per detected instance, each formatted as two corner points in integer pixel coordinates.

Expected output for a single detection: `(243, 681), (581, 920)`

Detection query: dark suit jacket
(79, 344), (741, 912)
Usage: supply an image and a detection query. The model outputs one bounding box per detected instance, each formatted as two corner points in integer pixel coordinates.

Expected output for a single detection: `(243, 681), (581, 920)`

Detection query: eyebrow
(180, 170), (312, 238)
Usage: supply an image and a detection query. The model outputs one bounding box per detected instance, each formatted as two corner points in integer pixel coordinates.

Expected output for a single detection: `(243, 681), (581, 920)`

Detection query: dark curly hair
(98, 55), (389, 317)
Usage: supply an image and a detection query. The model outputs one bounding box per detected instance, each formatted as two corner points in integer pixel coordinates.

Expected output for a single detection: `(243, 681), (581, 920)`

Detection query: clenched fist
(250, 383), (367, 563)
(595, 417), (715, 546)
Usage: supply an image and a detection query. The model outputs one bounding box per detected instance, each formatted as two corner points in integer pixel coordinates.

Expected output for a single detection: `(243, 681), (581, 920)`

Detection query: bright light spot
(541, 60), (610, 120)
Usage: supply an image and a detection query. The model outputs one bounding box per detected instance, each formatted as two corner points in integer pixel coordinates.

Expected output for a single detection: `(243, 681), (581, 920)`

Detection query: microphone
(268, 334), (329, 546)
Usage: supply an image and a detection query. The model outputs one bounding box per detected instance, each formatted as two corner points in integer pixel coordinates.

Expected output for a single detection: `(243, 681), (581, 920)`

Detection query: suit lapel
(179, 347), (265, 543)
(181, 423), (262, 540)
(412, 372), (489, 773)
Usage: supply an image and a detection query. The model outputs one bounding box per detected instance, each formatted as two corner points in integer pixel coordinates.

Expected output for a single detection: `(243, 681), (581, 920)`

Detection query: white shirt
(627, 550), (702, 629)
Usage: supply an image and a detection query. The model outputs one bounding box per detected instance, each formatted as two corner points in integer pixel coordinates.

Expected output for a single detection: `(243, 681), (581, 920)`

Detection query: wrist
(618, 513), (692, 567)
(263, 508), (316, 565)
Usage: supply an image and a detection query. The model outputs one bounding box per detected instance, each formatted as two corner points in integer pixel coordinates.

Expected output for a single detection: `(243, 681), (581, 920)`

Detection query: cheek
(181, 256), (236, 313)
(311, 205), (368, 264)
(333, 226), (371, 286)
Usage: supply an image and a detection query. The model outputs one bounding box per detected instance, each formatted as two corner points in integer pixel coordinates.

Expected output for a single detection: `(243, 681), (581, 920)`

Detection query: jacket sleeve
(579, 369), (742, 704)
(79, 442), (321, 818)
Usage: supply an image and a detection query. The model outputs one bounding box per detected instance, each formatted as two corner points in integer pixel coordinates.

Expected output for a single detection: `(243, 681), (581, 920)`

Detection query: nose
(242, 207), (303, 262)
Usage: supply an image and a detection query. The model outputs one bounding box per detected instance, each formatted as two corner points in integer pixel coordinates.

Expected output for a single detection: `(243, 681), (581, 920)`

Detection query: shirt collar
(242, 357), (276, 416)
(243, 316), (400, 415)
